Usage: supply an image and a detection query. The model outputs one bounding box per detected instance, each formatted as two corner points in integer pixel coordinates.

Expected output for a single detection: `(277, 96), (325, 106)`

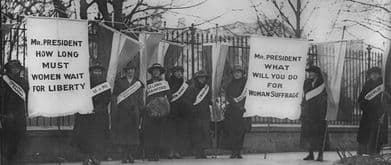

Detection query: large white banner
(27, 17), (93, 117)
(244, 37), (308, 119)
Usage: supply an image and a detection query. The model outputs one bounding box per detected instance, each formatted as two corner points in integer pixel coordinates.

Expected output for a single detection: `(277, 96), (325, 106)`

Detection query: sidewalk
(27, 152), (341, 165)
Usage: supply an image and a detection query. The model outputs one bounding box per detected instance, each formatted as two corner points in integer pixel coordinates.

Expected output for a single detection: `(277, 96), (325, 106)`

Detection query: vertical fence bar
(190, 24), (195, 77)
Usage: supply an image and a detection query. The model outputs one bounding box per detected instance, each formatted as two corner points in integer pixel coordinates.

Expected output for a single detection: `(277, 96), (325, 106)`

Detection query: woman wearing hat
(163, 66), (190, 159)
(300, 66), (327, 161)
(357, 67), (388, 155)
(111, 63), (144, 163)
(182, 70), (212, 159)
(72, 62), (111, 165)
(0, 60), (28, 164)
(143, 63), (171, 161)
(224, 65), (248, 159)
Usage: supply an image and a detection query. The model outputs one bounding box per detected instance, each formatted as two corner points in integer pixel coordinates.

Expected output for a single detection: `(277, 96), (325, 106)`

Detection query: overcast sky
(162, 0), (389, 49)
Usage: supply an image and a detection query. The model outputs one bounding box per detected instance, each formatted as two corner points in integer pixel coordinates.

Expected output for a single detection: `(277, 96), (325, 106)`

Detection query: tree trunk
(112, 0), (123, 29)
(79, 0), (88, 20)
(96, 0), (110, 21)
(295, 0), (301, 38)
(53, 0), (68, 18)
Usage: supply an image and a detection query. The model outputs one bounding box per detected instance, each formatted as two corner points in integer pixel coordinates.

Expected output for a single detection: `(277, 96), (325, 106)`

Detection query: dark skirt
(189, 119), (211, 150)
(300, 119), (327, 151)
(111, 110), (140, 146)
(161, 117), (190, 152)
(143, 116), (164, 150)
(72, 113), (109, 154)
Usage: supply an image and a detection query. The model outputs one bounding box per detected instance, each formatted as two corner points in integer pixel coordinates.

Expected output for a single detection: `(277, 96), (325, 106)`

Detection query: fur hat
(89, 62), (105, 72)
(172, 66), (184, 72)
(367, 67), (382, 75)
(194, 70), (208, 78)
(5, 60), (22, 71)
(305, 66), (321, 75)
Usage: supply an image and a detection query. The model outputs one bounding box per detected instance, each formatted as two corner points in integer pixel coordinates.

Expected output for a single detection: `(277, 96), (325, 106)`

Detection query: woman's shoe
(303, 154), (314, 160)
(167, 153), (175, 159)
(316, 153), (323, 161)
(82, 158), (93, 165)
(229, 153), (236, 159)
(128, 155), (135, 163)
(121, 159), (129, 164)
(174, 153), (182, 159)
(236, 154), (243, 159)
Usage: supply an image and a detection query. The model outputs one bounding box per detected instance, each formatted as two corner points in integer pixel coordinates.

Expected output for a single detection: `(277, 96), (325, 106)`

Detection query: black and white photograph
(1, 0), (391, 164)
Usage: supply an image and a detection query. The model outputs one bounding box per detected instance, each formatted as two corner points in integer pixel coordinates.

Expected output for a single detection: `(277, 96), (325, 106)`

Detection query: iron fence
(0, 23), (384, 128)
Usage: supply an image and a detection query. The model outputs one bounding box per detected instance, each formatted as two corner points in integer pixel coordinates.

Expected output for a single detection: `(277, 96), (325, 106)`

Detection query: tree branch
(271, 0), (296, 32)
(346, 0), (390, 13)
(287, 0), (297, 14)
(343, 19), (391, 40)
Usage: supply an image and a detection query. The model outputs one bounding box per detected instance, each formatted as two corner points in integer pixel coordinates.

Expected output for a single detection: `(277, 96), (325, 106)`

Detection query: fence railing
(1, 23), (384, 128)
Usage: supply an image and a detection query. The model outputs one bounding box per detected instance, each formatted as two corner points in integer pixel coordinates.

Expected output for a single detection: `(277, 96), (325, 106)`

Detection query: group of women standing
(72, 62), (249, 165)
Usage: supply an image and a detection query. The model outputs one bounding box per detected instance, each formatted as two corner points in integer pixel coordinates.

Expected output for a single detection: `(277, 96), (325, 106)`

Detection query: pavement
(27, 152), (341, 165)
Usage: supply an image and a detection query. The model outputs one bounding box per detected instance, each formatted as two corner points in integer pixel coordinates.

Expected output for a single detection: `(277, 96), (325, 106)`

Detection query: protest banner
(27, 17), (93, 117)
(244, 37), (308, 119)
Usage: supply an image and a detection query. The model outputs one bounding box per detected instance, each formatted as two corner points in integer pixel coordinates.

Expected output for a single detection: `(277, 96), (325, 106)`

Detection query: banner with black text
(244, 37), (308, 119)
(27, 17), (93, 117)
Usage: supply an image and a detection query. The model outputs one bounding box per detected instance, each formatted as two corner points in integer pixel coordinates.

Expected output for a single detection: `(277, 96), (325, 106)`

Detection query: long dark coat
(161, 76), (190, 151)
(300, 78), (327, 151)
(0, 74), (28, 162)
(111, 78), (144, 146)
(182, 81), (212, 150)
(357, 78), (388, 151)
(72, 77), (111, 154)
(143, 78), (171, 150)
(223, 77), (247, 151)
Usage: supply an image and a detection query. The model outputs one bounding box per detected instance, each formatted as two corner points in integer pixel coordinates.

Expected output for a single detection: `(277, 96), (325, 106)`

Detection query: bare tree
(78, 0), (206, 29)
(250, 0), (320, 38)
(342, 0), (391, 40)
(2, 0), (206, 29)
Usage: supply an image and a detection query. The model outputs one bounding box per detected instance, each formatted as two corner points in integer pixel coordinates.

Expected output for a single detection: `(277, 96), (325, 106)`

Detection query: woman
(112, 63), (144, 163)
(143, 63), (171, 161)
(300, 66), (327, 161)
(224, 65), (247, 159)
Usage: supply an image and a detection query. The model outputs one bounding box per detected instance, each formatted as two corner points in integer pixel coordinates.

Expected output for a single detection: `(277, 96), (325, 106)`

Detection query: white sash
(2, 75), (26, 101)
(193, 84), (209, 105)
(305, 83), (325, 101)
(147, 80), (170, 96)
(233, 88), (247, 103)
(364, 84), (383, 101)
(117, 81), (142, 104)
(171, 81), (189, 102)
(91, 82), (111, 97)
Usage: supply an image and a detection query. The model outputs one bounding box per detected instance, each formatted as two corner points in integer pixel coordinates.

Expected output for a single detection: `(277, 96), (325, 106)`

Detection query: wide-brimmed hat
(367, 67), (382, 75)
(172, 66), (184, 72)
(148, 63), (166, 75)
(231, 64), (245, 73)
(89, 62), (105, 72)
(5, 60), (22, 70)
(305, 66), (321, 75)
(194, 70), (208, 78)
(123, 62), (136, 71)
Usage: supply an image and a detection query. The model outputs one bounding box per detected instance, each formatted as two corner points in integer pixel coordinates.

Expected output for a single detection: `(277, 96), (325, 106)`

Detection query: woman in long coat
(300, 66), (327, 161)
(357, 67), (388, 155)
(182, 70), (212, 159)
(0, 60), (28, 165)
(224, 65), (247, 159)
(73, 63), (111, 165)
(111, 64), (144, 163)
(143, 63), (171, 161)
(163, 66), (189, 158)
